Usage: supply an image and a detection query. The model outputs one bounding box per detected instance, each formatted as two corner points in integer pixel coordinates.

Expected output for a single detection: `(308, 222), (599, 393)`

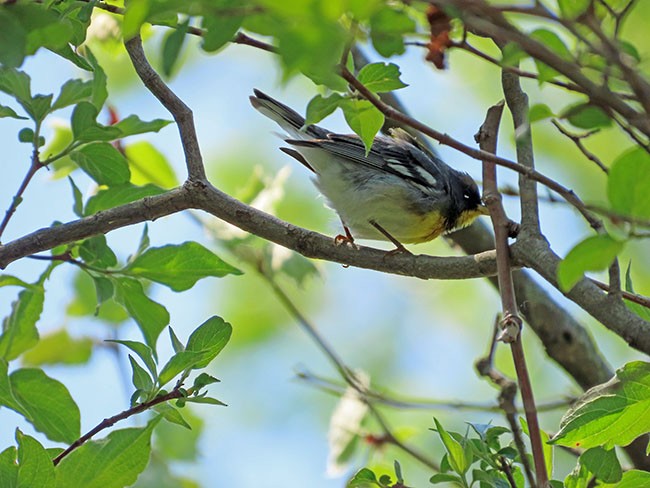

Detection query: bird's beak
(478, 204), (490, 216)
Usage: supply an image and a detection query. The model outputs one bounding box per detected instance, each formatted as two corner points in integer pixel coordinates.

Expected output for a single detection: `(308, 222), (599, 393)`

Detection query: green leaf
(529, 103), (554, 123)
(158, 351), (204, 387)
(369, 7), (415, 57)
(430, 473), (463, 484)
(84, 183), (166, 216)
(305, 93), (344, 127)
(0, 10), (27, 68)
(530, 29), (572, 82)
(562, 103), (612, 129)
(608, 146), (650, 220)
(624, 262), (650, 321)
(201, 12), (243, 52)
(347, 467), (378, 487)
(580, 447), (622, 483)
(71, 101), (97, 139)
(551, 361), (650, 450)
(168, 327), (185, 354)
(500, 42), (528, 67)
(15, 430), (55, 488)
(192, 372), (220, 391)
(90, 275), (115, 312)
(0, 68), (32, 106)
(162, 19), (188, 78)
(70, 142), (131, 186)
(183, 395), (226, 406)
(18, 128), (33, 144)
(79, 235), (118, 268)
(24, 94), (52, 124)
(111, 115), (172, 138)
(70, 102), (121, 142)
(599, 470), (650, 487)
(0, 446), (18, 487)
(0, 286), (44, 361)
(0, 104), (27, 120)
(10, 368), (80, 443)
(68, 177), (83, 217)
(558, 0), (590, 19)
(122, 0), (151, 41)
(154, 403), (191, 429)
(66, 270), (127, 323)
(0, 360), (22, 413)
(124, 141), (178, 188)
(107, 340), (157, 380)
(52, 79), (93, 111)
(565, 462), (590, 488)
(21, 329), (92, 366)
(125, 242), (241, 292)
(133, 223), (151, 260)
(619, 41), (640, 63)
(357, 62), (408, 93)
(340, 99), (384, 155)
(433, 418), (469, 475)
(186, 316), (232, 369)
(0, 275), (34, 289)
(114, 277), (170, 352)
(154, 406), (203, 461)
(83, 47), (107, 110)
(54, 418), (159, 488)
(557, 234), (624, 291)
(128, 355), (154, 393)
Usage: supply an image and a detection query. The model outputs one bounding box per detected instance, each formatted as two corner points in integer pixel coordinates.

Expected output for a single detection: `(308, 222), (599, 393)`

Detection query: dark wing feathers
(288, 134), (450, 194)
(250, 89), (328, 139)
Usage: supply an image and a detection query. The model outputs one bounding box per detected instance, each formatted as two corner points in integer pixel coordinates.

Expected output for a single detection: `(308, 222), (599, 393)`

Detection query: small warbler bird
(250, 89), (487, 249)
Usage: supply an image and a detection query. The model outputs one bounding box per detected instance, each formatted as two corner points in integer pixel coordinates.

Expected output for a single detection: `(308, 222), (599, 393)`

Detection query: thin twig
(0, 149), (43, 241)
(589, 278), (650, 308)
(296, 369), (572, 413)
(52, 388), (184, 466)
(477, 100), (547, 487)
(551, 120), (609, 174)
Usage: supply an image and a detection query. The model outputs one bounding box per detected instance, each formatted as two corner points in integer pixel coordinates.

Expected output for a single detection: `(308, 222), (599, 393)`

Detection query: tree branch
(124, 36), (206, 181)
(502, 70), (542, 236)
(52, 387), (185, 466)
(477, 100), (548, 487)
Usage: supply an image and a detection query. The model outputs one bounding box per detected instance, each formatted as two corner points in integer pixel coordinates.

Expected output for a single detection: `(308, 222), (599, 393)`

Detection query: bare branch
(124, 36), (206, 181)
(551, 120), (609, 173)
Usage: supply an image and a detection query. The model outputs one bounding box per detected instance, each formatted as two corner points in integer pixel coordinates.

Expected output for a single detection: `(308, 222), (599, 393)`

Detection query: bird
(249, 89), (488, 251)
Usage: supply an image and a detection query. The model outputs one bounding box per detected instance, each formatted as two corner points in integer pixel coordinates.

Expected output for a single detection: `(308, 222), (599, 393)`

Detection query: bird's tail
(249, 89), (327, 140)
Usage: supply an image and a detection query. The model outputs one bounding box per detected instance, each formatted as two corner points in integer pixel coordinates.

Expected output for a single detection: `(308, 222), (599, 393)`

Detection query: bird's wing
(288, 134), (450, 195)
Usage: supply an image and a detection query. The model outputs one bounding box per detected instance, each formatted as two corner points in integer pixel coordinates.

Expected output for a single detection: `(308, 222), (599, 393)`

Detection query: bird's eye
(463, 193), (470, 199)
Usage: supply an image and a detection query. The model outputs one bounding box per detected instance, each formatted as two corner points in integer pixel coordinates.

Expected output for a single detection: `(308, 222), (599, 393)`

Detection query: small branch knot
(497, 312), (523, 343)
